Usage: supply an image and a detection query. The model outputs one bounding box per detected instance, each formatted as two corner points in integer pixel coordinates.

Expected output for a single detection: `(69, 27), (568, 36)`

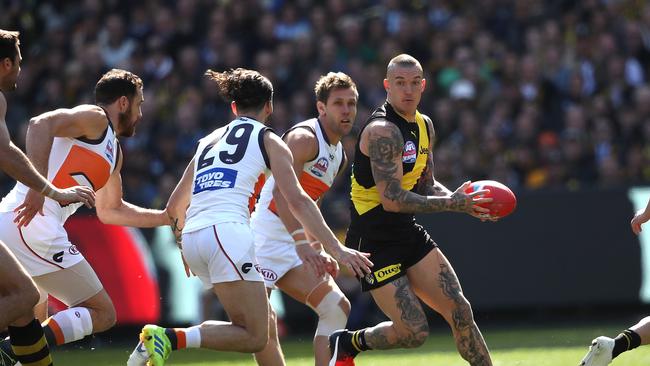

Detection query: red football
(465, 180), (517, 218)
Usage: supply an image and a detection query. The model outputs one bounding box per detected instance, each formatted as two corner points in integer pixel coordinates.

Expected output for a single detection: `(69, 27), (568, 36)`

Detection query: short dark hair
(95, 69), (143, 105)
(314, 72), (358, 103)
(0, 30), (20, 62)
(205, 68), (273, 112)
(386, 54), (423, 76)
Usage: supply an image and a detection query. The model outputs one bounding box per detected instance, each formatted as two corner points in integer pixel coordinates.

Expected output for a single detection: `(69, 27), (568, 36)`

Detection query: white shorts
(0, 212), (84, 276)
(253, 232), (302, 288)
(182, 223), (263, 289)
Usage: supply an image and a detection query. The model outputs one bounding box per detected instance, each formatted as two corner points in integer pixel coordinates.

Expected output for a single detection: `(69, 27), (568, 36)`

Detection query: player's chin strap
(305, 280), (350, 337)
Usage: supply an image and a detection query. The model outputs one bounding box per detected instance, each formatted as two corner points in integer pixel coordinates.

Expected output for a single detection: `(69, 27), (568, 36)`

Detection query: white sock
(185, 326), (201, 348)
(44, 307), (93, 345)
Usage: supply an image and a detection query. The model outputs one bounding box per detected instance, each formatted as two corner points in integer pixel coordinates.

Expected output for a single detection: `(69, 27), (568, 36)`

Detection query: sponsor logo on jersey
(310, 157), (329, 177)
(259, 267), (278, 282)
(374, 263), (402, 283)
(365, 272), (375, 285)
(419, 146), (429, 155)
(402, 141), (417, 163)
(193, 167), (238, 194)
(68, 245), (80, 255)
(105, 139), (114, 162)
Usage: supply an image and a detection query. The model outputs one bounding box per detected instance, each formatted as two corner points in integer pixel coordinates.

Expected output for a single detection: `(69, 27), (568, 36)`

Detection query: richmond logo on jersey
(193, 167), (238, 194)
(402, 141), (417, 163)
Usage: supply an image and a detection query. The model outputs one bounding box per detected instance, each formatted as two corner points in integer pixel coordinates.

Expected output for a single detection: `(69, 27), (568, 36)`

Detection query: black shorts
(345, 223), (437, 291)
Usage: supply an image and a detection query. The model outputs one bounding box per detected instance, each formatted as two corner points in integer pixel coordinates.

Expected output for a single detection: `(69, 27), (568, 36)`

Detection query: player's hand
(631, 210), (650, 235)
(296, 243), (329, 277)
(13, 188), (46, 227)
(451, 181), (492, 217)
(330, 244), (372, 278)
(322, 250), (340, 278)
(50, 185), (96, 208)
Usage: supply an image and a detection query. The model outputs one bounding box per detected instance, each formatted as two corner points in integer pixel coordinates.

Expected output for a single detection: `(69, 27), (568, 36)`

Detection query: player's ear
(230, 101), (238, 116)
(383, 78), (389, 91)
(119, 95), (129, 112)
(1, 57), (11, 70)
(316, 100), (326, 115)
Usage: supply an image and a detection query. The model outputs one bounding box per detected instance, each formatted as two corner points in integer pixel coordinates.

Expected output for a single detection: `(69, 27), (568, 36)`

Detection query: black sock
(612, 329), (642, 358)
(164, 328), (179, 350)
(8, 319), (53, 366)
(350, 329), (371, 352)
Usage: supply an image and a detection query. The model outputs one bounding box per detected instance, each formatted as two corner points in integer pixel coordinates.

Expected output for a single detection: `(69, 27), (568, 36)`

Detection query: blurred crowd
(2, 0), (650, 231)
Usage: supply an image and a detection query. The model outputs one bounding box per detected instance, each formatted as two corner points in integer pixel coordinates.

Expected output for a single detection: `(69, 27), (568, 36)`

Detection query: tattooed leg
(366, 277), (429, 350)
(438, 263), (492, 366)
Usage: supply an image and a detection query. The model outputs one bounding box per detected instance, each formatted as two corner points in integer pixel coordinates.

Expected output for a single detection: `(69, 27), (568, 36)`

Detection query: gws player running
(129, 68), (372, 366)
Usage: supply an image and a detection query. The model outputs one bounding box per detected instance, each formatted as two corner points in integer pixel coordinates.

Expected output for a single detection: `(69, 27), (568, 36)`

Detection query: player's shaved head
(386, 54), (423, 78)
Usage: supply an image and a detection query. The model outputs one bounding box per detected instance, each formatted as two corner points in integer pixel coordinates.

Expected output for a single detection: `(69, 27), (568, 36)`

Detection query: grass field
(52, 324), (650, 365)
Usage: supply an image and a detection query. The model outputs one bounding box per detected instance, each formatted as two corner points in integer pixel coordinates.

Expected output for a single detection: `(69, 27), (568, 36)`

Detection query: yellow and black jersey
(348, 102), (432, 237)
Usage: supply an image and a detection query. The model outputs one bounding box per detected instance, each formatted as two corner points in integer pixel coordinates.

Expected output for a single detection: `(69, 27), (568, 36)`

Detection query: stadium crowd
(1, 0), (650, 231)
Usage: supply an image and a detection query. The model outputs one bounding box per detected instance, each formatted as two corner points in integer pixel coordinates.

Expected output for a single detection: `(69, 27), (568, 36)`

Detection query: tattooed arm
(361, 121), (488, 215)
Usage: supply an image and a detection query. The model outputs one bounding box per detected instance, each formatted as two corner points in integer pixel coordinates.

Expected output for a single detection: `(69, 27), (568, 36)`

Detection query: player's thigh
(212, 280), (269, 333)
(0, 241), (35, 291)
(407, 248), (467, 313)
(369, 276), (427, 332)
(276, 263), (331, 304)
(33, 259), (104, 308)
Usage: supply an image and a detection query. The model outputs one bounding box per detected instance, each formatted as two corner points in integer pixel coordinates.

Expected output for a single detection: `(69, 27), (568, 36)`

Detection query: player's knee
(312, 289), (349, 337)
(92, 302), (117, 332)
(450, 297), (475, 329)
(20, 282), (40, 309)
(246, 330), (269, 352)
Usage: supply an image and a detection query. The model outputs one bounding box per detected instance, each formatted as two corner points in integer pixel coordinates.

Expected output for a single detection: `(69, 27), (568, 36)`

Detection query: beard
(117, 108), (136, 137)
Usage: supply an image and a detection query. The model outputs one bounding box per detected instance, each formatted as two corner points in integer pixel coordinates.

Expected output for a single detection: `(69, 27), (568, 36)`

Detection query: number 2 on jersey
(197, 123), (254, 170)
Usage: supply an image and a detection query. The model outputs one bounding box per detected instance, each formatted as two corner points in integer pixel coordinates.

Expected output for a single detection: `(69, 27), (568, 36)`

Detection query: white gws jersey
(0, 115), (118, 222)
(184, 117), (272, 233)
(251, 118), (346, 242)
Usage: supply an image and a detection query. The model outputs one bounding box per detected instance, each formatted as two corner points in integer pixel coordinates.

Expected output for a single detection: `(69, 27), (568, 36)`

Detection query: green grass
(54, 324), (650, 365)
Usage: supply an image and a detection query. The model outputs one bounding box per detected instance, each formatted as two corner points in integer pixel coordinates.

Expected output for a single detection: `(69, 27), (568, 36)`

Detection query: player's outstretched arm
(166, 158), (194, 244)
(264, 131), (372, 277)
(364, 121), (490, 215)
(95, 144), (167, 227)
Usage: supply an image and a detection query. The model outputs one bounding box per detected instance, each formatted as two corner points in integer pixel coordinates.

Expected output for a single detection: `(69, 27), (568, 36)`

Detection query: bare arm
(0, 93), (58, 193)
(632, 198), (650, 235)
(265, 131), (372, 276)
(95, 144), (168, 227)
(361, 121), (485, 214)
(166, 159), (195, 243)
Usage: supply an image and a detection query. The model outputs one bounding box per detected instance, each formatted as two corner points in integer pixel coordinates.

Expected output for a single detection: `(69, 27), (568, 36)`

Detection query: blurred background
(2, 0), (650, 344)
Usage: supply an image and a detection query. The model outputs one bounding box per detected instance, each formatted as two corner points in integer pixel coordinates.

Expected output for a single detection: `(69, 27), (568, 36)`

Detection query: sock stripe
(175, 330), (187, 349)
(43, 319), (65, 346)
(351, 331), (363, 352)
(20, 355), (53, 366)
(12, 344), (51, 366)
(10, 337), (47, 355)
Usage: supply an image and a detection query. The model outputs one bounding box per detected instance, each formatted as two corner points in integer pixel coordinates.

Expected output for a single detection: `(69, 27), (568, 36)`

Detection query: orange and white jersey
(251, 118), (345, 242)
(0, 118), (118, 223)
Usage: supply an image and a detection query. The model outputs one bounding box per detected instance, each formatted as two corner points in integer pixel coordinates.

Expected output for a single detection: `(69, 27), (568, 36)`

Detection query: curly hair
(205, 68), (273, 112)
